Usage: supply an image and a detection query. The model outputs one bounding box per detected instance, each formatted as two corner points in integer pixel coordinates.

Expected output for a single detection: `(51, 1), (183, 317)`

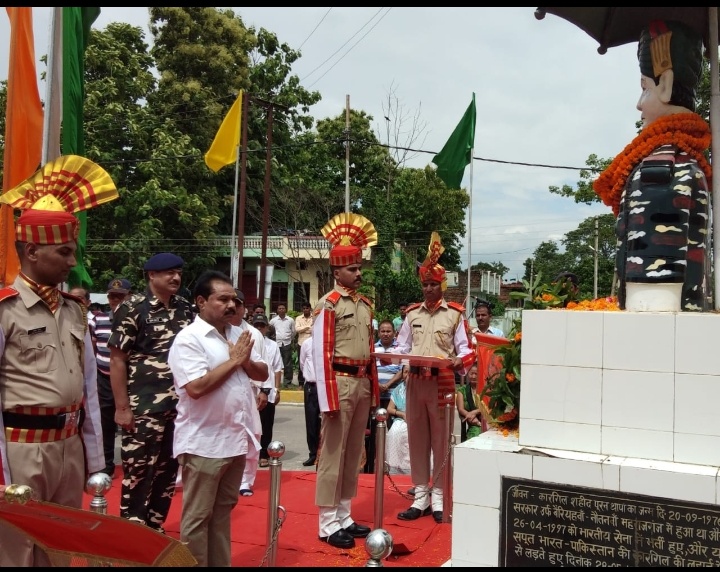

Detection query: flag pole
(229, 95), (242, 288)
(466, 145), (474, 314)
(41, 7), (62, 165)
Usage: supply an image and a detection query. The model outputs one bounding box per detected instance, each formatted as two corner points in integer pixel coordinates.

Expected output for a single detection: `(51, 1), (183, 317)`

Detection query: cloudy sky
(0, 7), (644, 283)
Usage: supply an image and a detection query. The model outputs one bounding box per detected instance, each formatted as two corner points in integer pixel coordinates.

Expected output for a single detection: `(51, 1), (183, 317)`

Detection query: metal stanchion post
(442, 396), (454, 524)
(266, 440), (286, 568)
(373, 408), (388, 531)
(85, 473), (112, 514)
(3, 484), (33, 504)
(364, 528), (393, 567)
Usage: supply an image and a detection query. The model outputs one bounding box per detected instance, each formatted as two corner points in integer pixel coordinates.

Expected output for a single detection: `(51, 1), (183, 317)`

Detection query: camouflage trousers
(119, 409), (178, 532)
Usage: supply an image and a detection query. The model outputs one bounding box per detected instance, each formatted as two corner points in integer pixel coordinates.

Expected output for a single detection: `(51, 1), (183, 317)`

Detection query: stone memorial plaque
(500, 476), (720, 567)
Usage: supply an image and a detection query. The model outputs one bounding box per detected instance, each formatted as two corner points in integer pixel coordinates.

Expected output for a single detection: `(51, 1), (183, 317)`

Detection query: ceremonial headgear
(0, 155), (118, 245)
(418, 231), (447, 291)
(638, 20), (703, 109)
(321, 212), (377, 267)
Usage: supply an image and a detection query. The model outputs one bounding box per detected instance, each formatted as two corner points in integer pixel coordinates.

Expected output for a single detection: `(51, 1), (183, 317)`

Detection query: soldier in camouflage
(109, 252), (194, 532)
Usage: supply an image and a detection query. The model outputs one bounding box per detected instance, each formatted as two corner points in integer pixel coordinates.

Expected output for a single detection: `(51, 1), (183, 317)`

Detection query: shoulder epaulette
(60, 291), (84, 304)
(126, 293), (146, 307)
(0, 287), (19, 303)
(60, 291), (88, 332)
(358, 294), (373, 306)
(448, 301), (466, 313)
(405, 302), (422, 312)
(326, 290), (342, 305)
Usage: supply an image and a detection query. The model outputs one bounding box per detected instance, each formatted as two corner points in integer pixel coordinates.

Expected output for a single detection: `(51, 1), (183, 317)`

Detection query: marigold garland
(564, 296), (620, 311)
(593, 113), (712, 216)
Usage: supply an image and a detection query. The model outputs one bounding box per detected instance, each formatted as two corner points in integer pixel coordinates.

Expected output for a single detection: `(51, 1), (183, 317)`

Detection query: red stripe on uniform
(322, 309), (339, 410)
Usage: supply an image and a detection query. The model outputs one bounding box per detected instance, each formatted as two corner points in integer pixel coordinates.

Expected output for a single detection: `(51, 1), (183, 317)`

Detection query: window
(293, 282), (310, 311)
(270, 283), (288, 313)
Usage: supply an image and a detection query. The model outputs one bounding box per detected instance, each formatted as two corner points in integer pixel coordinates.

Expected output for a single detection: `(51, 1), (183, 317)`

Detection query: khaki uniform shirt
(0, 279), (104, 483)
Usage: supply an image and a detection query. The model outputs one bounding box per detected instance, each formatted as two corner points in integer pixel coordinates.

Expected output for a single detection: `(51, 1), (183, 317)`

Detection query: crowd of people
(0, 157), (496, 564)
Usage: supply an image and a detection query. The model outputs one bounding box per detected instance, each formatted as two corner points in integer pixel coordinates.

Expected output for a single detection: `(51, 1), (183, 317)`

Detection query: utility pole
(252, 95), (289, 309)
(530, 258), (534, 285)
(344, 95), (350, 212)
(593, 217), (599, 299)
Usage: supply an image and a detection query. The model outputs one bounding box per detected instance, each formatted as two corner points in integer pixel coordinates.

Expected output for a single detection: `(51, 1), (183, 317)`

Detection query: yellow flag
(205, 91), (243, 173)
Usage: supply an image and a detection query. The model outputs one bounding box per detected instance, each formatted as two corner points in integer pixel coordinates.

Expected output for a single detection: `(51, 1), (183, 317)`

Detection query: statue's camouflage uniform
(108, 290), (194, 531)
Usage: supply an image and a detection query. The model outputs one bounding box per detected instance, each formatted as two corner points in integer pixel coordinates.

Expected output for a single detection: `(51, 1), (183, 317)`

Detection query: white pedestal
(449, 310), (720, 567)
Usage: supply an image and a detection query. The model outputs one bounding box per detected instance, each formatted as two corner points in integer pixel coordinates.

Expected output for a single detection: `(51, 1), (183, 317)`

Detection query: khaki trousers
(178, 452), (246, 567)
(406, 377), (448, 490)
(0, 435), (85, 567)
(315, 376), (371, 509)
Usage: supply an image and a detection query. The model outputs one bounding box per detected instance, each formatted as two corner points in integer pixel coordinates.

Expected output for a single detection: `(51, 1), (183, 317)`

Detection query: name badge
(146, 317), (167, 324)
(28, 327), (47, 335)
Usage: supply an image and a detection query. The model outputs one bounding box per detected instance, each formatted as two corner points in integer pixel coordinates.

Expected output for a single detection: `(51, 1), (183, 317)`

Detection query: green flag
(432, 93), (476, 189)
(65, 7), (100, 289)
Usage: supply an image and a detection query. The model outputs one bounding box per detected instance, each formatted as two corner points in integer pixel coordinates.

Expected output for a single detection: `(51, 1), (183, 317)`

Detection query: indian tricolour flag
(43, 7), (101, 289)
(1, 8), (44, 288)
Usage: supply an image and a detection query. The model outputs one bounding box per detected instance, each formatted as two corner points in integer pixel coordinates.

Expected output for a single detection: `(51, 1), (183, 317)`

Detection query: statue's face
(636, 74), (669, 129)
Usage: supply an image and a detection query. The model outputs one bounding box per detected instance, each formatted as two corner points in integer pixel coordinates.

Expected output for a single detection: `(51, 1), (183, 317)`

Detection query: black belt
(332, 363), (369, 376)
(409, 365), (439, 376)
(2, 410), (83, 430)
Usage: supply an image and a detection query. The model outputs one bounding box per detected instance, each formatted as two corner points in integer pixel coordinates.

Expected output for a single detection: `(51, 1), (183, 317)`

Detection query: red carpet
(85, 469), (450, 567)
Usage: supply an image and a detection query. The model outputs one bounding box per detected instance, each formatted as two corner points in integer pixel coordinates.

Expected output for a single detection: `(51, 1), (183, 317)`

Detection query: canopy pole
(710, 7), (720, 309)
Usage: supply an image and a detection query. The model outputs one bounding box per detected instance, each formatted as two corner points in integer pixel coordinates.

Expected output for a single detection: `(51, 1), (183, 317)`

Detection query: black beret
(144, 252), (185, 272)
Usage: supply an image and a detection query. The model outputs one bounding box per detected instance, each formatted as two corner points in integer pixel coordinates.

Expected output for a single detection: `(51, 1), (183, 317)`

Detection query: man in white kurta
(168, 271), (267, 567)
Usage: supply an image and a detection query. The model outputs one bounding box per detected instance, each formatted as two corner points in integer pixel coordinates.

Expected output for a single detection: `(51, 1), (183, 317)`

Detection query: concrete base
(448, 308), (720, 566)
(450, 430), (720, 567)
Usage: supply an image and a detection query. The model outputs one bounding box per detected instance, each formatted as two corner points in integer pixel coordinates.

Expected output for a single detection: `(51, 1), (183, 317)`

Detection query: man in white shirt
(168, 271), (268, 567)
(269, 303), (295, 387)
(294, 302), (313, 386)
(245, 313), (283, 474)
(230, 289), (268, 496)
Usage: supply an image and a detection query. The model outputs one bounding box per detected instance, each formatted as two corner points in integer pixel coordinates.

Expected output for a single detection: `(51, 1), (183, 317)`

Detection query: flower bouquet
(478, 319), (521, 435)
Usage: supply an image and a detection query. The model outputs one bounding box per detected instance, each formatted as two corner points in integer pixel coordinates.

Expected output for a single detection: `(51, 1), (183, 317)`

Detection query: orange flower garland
(593, 113), (712, 216)
(564, 296), (620, 311)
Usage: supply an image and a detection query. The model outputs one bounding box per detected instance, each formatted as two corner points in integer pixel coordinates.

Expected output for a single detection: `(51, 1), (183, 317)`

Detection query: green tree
(523, 240), (568, 284)
(547, 154), (610, 205)
(560, 214), (616, 299)
(0, 7), (470, 303)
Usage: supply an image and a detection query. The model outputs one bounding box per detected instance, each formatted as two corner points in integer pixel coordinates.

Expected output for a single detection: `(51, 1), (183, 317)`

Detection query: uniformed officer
(0, 155), (118, 566)
(312, 213), (379, 549)
(394, 232), (476, 524)
(108, 252), (194, 532)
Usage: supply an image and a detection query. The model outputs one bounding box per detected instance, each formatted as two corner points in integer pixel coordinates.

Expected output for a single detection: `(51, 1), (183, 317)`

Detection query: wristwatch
(260, 388), (271, 396)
